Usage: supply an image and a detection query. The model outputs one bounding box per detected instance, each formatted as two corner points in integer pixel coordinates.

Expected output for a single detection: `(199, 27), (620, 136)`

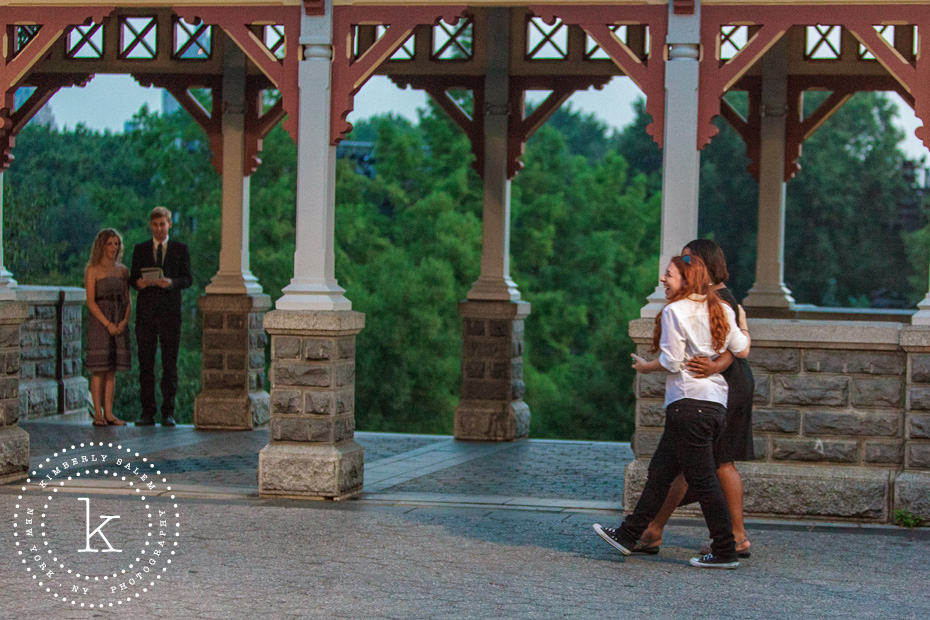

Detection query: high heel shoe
(105, 415), (126, 426)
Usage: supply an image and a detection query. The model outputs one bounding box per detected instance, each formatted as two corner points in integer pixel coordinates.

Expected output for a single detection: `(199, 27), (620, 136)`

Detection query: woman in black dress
(85, 229), (131, 426)
(634, 239), (755, 557)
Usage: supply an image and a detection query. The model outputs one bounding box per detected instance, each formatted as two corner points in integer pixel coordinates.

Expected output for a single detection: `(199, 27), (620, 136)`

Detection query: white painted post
(205, 40), (263, 295)
(640, 3), (702, 318)
(276, 2), (351, 311)
(743, 39), (795, 310)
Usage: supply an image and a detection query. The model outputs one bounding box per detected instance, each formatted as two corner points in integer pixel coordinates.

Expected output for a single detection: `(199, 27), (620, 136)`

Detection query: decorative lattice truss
(719, 25), (749, 61)
(175, 18), (212, 60)
(805, 24), (842, 60)
(120, 16), (158, 59)
(0, 5), (299, 174)
(67, 23), (103, 59)
(526, 16), (567, 60)
(704, 4), (930, 176)
(434, 17), (473, 60)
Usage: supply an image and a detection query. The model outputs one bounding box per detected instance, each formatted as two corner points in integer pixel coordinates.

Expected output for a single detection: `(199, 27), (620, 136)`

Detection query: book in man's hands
(141, 267), (164, 281)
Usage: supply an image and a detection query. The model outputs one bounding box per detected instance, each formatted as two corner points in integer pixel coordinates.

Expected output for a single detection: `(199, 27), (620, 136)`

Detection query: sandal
(105, 415), (126, 426)
(700, 538), (751, 558)
(631, 538), (662, 555)
(92, 416), (107, 427)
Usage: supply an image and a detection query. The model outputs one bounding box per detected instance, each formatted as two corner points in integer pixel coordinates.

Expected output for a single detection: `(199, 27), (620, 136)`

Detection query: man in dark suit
(130, 206), (192, 426)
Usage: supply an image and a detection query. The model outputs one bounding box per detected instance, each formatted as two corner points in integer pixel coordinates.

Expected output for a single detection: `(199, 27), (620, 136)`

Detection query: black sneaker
(592, 523), (633, 556)
(689, 553), (739, 569)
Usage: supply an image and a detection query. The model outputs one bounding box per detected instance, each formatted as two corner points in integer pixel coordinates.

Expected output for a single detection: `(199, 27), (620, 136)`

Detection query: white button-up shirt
(657, 295), (749, 408)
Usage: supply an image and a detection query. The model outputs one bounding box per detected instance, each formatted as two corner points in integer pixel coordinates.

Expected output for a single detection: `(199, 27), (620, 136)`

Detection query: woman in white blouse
(593, 254), (750, 569)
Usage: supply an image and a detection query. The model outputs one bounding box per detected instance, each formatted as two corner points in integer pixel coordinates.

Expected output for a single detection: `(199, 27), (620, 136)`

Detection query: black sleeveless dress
(715, 287), (755, 463)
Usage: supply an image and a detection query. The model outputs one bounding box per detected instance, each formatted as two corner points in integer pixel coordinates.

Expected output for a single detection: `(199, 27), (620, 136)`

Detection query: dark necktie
(156, 243), (164, 269)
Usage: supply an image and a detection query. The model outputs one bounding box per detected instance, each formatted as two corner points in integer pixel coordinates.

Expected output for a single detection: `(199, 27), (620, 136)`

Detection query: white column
(276, 1), (350, 311)
(466, 7), (520, 302)
(743, 39), (795, 310)
(205, 39), (262, 295)
(640, 4), (701, 318)
(0, 174), (17, 301)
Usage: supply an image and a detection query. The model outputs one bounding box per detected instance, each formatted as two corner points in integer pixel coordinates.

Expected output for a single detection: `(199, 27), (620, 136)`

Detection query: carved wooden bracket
(508, 75), (610, 178)
(702, 4), (930, 157)
(389, 74), (484, 174)
(244, 77), (287, 175)
(530, 5), (667, 149)
(175, 6), (301, 143)
(331, 5), (468, 145)
(134, 73), (224, 172)
(699, 6), (792, 150)
(0, 6), (114, 169)
(0, 72), (93, 169)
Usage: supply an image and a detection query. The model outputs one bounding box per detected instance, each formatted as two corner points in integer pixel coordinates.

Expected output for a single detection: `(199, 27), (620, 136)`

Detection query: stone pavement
(1, 415), (928, 618)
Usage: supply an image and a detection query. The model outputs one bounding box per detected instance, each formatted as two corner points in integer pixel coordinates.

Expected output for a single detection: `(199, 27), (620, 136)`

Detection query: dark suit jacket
(129, 239), (192, 323)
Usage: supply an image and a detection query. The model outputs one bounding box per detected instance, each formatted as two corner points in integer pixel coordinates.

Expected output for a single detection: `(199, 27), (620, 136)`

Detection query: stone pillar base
(194, 293), (271, 430)
(742, 283), (795, 310)
(258, 440), (363, 500)
(454, 300), (531, 441)
(0, 301), (28, 480)
(624, 459), (893, 522)
(259, 310), (365, 499)
(0, 425), (28, 482)
(894, 471), (930, 521)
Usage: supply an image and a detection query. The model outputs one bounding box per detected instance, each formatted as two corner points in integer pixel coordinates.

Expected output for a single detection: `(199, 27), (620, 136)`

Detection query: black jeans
(619, 398), (736, 560)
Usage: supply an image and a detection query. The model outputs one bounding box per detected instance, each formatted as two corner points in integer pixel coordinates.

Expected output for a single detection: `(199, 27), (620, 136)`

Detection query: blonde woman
(85, 229), (131, 426)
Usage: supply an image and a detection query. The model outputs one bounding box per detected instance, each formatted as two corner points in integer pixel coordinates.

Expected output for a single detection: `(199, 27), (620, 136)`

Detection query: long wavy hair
(87, 229), (124, 267)
(651, 255), (730, 353)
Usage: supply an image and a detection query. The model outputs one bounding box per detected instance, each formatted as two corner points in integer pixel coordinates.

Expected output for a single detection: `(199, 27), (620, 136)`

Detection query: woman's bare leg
(717, 462), (749, 549)
(90, 373), (104, 423)
(641, 473), (688, 543)
(104, 371), (116, 418)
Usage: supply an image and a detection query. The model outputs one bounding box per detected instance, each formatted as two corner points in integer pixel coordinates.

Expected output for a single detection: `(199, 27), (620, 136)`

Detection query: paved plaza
(1, 416), (928, 618)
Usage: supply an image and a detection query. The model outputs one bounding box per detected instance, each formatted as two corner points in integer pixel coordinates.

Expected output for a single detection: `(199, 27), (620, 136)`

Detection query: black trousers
(619, 398), (736, 560)
(136, 311), (181, 420)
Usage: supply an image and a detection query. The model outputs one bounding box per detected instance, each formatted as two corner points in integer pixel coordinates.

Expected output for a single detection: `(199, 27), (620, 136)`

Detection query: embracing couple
(594, 238), (755, 569)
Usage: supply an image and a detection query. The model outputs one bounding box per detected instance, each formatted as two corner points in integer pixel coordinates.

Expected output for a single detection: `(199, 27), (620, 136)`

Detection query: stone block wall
(16, 286), (88, 420)
(628, 318), (930, 523)
(194, 294), (271, 429)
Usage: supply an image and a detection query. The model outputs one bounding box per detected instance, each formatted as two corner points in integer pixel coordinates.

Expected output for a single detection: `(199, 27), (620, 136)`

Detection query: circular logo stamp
(11, 441), (181, 609)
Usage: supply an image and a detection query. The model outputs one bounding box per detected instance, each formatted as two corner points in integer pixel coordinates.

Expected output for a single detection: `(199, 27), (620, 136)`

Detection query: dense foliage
(4, 89), (927, 439)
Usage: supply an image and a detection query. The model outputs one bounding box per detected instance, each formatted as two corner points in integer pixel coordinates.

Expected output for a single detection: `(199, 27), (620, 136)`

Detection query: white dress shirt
(657, 295), (749, 407)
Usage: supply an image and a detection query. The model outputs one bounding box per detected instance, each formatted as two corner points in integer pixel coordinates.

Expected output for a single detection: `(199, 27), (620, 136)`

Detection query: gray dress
(86, 275), (131, 372)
